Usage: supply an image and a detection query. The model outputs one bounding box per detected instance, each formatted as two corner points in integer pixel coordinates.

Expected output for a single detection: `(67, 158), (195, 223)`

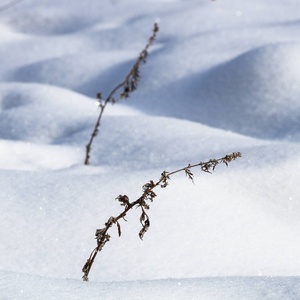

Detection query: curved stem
(84, 23), (159, 165)
(82, 152), (241, 281)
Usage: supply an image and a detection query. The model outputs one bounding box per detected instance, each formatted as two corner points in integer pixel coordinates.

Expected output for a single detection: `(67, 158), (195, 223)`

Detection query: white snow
(1, 0), (300, 299)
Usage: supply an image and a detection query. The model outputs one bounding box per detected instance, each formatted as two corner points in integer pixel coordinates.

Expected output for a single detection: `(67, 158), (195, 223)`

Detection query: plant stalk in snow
(82, 152), (242, 281)
(84, 23), (159, 165)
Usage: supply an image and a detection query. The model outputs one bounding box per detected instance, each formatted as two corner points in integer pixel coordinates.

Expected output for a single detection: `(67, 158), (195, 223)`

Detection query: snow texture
(1, 0), (300, 299)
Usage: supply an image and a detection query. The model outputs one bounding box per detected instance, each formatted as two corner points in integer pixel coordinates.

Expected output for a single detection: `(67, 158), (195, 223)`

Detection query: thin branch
(84, 23), (159, 165)
(82, 152), (242, 281)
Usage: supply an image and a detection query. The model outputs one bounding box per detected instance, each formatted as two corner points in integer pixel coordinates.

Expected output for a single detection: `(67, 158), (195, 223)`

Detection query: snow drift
(1, 0), (300, 299)
(194, 43), (300, 140)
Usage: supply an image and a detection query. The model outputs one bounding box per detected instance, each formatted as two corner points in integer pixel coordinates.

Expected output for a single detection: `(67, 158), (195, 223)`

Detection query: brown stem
(82, 152), (241, 281)
(82, 199), (139, 281)
(84, 23), (159, 165)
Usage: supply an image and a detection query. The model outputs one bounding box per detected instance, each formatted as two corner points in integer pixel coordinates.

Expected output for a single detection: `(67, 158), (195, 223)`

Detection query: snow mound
(1, 0), (300, 295)
(12, 51), (140, 96)
(195, 43), (300, 140)
(1, 150), (300, 281)
(0, 140), (81, 171)
(80, 115), (257, 169)
(2, 270), (300, 300)
(0, 83), (258, 171)
(0, 83), (94, 143)
(0, 83), (141, 143)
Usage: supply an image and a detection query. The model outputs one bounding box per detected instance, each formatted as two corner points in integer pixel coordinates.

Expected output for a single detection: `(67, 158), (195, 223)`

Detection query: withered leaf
(116, 221), (122, 237)
(160, 171), (170, 187)
(143, 180), (155, 191)
(185, 165), (195, 183)
(105, 216), (115, 227)
(95, 228), (106, 238)
(116, 195), (130, 208)
(140, 211), (146, 224)
(139, 219), (150, 240)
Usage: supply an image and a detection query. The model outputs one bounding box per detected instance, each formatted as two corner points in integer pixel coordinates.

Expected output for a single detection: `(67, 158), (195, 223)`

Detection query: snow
(1, 0), (300, 298)
(2, 271), (300, 300)
(194, 43), (300, 139)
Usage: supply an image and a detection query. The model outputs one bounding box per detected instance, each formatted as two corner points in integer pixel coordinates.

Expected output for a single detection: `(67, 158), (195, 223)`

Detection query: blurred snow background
(1, 0), (300, 298)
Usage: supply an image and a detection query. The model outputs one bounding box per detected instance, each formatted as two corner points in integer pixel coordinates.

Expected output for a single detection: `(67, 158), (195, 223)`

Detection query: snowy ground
(1, 0), (300, 299)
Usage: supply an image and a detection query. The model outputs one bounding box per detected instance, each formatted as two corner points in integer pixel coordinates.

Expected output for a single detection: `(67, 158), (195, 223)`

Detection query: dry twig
(82, 152), (242, 281)
(84, 23), (159, 165)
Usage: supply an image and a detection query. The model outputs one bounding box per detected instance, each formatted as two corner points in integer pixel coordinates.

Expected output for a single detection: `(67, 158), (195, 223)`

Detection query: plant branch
(84, 23), (159, 165)
(82, 152), (242, 281)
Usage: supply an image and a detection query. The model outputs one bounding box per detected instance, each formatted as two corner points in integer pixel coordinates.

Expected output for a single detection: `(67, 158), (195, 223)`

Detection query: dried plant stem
(82, 152), (242, 281)
(84, 23), (159, 165)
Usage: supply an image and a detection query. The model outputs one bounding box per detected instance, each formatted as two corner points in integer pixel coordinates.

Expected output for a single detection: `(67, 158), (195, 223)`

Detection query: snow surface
(1, 0), (300, 299)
